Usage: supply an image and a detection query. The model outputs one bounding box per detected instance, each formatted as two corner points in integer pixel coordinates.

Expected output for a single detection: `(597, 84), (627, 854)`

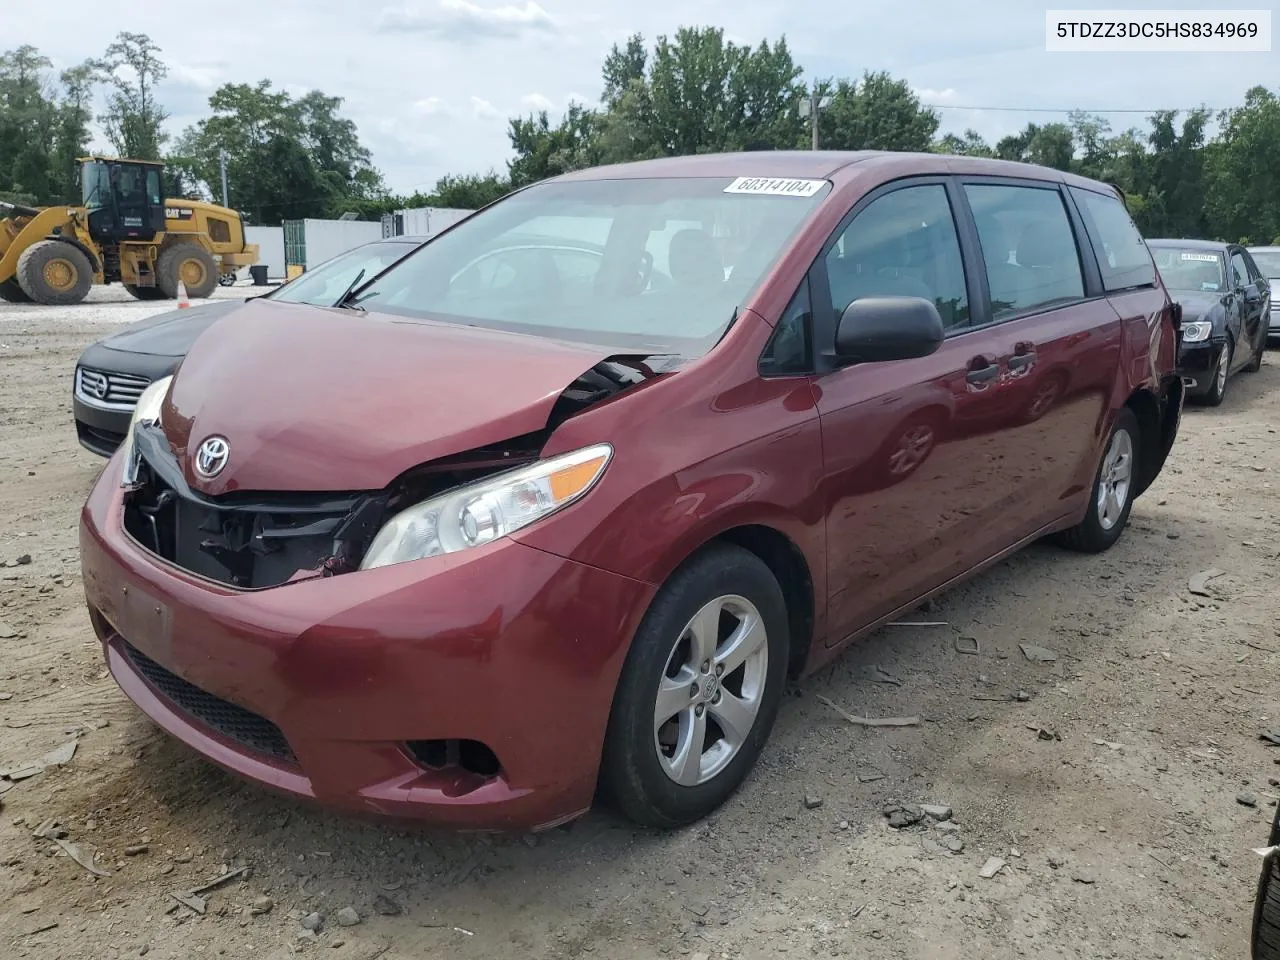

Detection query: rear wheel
(1054, 407), (1139, 554)
(600, 543), (789, 828)
(156, 245), (218, 299)
(15, 240), (93, 305)
(0, 277), (32, 303)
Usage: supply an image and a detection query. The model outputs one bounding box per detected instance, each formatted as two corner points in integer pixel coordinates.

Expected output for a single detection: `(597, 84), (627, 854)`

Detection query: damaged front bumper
(81, 450), (654, 831)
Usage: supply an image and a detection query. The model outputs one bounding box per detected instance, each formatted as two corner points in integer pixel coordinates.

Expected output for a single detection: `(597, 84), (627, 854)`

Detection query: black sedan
(73, 235), (427, 456)
(1148, 238), (1271, 406)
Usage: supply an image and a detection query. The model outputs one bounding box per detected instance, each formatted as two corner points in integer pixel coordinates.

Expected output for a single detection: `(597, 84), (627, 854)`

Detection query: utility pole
(219, 150), (229, 208)
(810, 89), (820, 150)
(798, 88), (832, 150)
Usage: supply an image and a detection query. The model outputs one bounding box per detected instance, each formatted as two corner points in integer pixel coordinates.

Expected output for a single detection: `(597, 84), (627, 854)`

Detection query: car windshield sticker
(723, 177), (826, 198)
(1201, 282), (1220, 291)
(1180, 252), (1219, 262)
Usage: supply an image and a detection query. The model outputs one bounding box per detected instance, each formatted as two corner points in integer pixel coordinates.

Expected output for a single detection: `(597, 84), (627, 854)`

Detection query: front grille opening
(122, 440), (385, 589)
(407, 738), (501, 779)
(122, 642), (296, 764)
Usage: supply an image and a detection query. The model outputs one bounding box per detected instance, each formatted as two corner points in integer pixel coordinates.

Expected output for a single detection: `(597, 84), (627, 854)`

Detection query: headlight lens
(119, 375), (172, 487)
(1182, 320), (1213, 343)
(360, 443), (613, 570)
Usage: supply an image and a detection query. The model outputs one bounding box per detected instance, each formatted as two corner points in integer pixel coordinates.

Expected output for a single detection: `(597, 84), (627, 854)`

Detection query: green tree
(50, 61), (101, 201)
(933, 129), (993, 157)
(430, 172), (512, 209)
(819, 71), (939, 152)
(174, 79), (386, 223)
(601, 34), (647, 109)
(0, 45), (59, 202)
(994, 122), (1074, 170)
(508, 103), (599, 188)
(1205, 87), (1280, 245)
(100, 32), (169, 159)
(1146, 108), (1211, 237)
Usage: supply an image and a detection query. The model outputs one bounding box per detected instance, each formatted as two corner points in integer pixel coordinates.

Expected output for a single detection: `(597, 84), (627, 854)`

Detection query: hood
(100, 297), (248, 356)
(160, 301), (618, 495)
(1171, 291), (1224, 324)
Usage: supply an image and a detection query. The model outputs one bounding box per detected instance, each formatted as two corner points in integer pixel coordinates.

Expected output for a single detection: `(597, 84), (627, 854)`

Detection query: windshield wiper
(334, 269), (368, 311)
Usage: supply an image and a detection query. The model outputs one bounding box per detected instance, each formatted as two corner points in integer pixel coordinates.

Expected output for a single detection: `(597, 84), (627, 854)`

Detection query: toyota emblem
(194, 436), (230, 478)
(91, 377), (108, 400)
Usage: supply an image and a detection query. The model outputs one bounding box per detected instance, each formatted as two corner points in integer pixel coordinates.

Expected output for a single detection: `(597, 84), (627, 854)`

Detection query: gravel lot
(1, 298), (1278, 960)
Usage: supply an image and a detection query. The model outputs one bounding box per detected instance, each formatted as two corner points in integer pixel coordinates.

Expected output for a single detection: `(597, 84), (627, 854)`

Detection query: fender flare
(45, 234), (101, 275)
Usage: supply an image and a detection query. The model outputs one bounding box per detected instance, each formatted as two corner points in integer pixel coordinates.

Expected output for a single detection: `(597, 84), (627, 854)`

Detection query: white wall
(244, 226), (285, 279)
(393, 207), (473, 238)
(303, 219), (384, 270)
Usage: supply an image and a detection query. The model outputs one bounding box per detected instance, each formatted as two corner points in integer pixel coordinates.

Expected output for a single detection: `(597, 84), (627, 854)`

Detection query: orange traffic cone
(176, 280), (190, 309)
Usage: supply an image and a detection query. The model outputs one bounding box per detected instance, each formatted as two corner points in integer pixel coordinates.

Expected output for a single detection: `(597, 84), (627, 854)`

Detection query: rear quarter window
(1069, 187), (1157, 292)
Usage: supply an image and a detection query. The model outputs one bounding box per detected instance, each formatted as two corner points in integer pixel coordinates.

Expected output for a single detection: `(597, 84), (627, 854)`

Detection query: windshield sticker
(1180, 252), (1219, 262)
(1201, 282), (1220, 291)
(723, 177), (826, 198)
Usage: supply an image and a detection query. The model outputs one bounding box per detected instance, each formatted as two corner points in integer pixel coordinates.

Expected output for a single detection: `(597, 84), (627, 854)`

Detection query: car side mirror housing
(834, 296), (945, 365)
(1245, 282), (1262, 303)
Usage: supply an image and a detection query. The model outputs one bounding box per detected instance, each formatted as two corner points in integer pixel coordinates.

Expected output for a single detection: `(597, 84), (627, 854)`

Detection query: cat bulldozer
(0, 156), (259, 306)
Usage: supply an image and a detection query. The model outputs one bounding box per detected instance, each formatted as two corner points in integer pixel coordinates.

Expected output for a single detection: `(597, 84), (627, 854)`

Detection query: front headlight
(1181, 320), (1213, 343)
(360, 443), (613, 570)
(119, 375), (172, 487)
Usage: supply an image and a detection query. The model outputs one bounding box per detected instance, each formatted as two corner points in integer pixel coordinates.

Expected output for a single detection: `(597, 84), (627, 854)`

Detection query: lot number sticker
(724, 177), (826, 197)
(1180, 252), (1219, 262)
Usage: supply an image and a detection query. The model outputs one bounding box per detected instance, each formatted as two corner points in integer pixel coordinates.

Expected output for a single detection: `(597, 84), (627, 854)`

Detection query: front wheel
(1054, 407), (1139, 554)
(1202, 339), (1232, 407)
(600, 543), (790, 828)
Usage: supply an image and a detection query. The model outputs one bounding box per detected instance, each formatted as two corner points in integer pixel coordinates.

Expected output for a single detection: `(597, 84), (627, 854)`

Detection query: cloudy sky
(19, 0), (1278, 194)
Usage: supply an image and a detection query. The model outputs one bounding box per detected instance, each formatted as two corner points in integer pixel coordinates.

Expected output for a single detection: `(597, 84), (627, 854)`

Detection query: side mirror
(1245, 282), (1262, 303)
(834, 296), (945, 365)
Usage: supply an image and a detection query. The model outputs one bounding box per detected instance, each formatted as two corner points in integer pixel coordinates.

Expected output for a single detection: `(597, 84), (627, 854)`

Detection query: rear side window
(1069, 187), (1156, 291)
(823, 184), (970, 329)
(965, 184), (1085, 319)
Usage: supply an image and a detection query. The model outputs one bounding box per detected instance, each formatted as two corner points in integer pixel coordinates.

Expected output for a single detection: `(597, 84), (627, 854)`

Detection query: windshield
(81, 161), (110, 210)
(352, 176), (831, 354)
(270, 241), (420, 306)
(1250, 249), (1280, 279)
(1150, 246), (1226, 293)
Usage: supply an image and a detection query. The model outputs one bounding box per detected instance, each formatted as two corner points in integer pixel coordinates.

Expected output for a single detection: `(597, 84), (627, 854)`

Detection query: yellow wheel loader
(0, 156), (259, 306)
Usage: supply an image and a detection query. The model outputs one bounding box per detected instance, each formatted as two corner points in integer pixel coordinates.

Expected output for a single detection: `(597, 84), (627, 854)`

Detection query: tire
(1054, 407), (1139, 554)
(15, 240), (93, 305)
(124, 284), (167, 301)
(1254, 851), (1280, 959)
(0, 277), (32, 303)
(1202, 338), (1232, 407)
(600, 543), (790, 828)
(156, 245), (218, 299)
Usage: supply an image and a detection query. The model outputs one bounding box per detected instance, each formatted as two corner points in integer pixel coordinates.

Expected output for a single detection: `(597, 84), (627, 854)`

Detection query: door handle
(966, 361), (1000, 385)
(1008, 351), (1036, 372)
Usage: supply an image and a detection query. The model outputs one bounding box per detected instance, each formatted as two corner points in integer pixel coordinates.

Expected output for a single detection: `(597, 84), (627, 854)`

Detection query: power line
(921, 103), (1224, 114)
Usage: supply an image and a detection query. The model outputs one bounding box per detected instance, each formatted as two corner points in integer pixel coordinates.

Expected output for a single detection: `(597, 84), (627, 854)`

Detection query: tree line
(2, 28), (1278, 244)
(0, 33), (385, 223)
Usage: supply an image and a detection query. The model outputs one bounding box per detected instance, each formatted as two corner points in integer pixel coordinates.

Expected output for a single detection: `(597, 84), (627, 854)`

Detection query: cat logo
(165, 208), (195, 220)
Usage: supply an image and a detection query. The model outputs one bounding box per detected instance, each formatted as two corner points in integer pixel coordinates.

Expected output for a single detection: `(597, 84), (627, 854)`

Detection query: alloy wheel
(654, 595), (769, 787)
(1095, 427), (1133, 531)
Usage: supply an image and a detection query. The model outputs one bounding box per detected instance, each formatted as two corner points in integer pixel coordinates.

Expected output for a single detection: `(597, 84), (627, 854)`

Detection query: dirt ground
(2, 292), (1278, 960)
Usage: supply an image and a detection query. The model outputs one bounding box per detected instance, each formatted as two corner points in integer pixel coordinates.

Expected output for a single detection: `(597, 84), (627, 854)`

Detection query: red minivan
(79, 152), (1183, 831)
